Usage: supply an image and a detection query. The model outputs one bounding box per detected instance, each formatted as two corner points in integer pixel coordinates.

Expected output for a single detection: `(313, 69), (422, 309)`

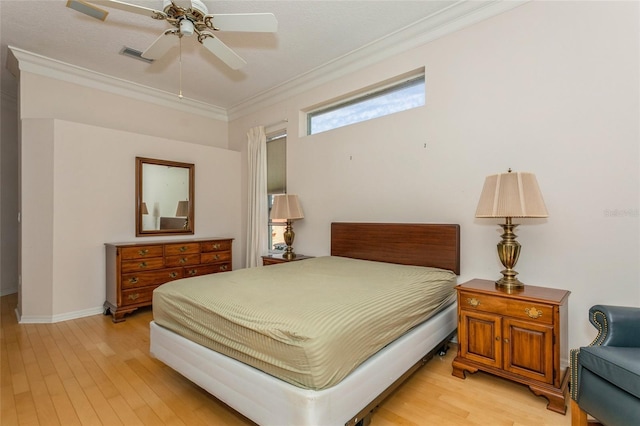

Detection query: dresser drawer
(201, 240), (232, 252)
(185, 262), (231, 277)
(122, 268), (183, 289)
(121, 286), (155, 306)
(201, 251), (231, 264)
(120, 245), (164, 260)
(165, 253), (201, 267)
(165, 242), (200, 256)
(459, 291), (554, 324)
(121, 257), (165, 273)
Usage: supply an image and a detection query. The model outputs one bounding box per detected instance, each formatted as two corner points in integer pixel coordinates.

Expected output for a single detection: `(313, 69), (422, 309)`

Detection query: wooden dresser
(105, 238), (233, 322)
(452, 279), (570, 414)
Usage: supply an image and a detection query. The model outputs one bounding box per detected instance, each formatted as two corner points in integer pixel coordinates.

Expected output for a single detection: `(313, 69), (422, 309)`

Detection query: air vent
(120, 47), (154, 64)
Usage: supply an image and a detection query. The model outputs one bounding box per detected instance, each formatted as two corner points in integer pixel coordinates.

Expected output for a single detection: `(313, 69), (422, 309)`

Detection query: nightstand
(261, 254), (314, 266)
(452, 279), (570, 414)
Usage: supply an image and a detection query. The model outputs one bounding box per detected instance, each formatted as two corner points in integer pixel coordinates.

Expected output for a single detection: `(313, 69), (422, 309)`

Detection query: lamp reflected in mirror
(175, 200), (189, 229)
(141, 202), (149, 215)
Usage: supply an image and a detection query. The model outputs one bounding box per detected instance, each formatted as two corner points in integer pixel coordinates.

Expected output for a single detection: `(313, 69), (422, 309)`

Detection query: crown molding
(8, 46), (228, 121)
(227, 0), (528, 121)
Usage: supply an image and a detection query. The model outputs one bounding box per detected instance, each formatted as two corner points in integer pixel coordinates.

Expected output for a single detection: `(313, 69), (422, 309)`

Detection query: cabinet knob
(219, 265), (228, 271)
(179, 246), (188, 252)
(179, 257), (187, 264)
(128, 293), (139, 301)
(188, 269), (197, 276)
(139, 261), (147, 269)
(495, 336), (501, 341)
(128, 277), (139, 284)
(169, 272), (178, 278)
(526, 307), (543, 319)
(213, 243), (220, 250)
(504, 338), (510, 344)
(138, 249), (149, 256)
(467, 297), (480, 307)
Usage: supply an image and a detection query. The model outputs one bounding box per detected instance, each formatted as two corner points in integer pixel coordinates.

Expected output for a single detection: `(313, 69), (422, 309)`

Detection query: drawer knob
(179, 246), (188, 252)
(213, 243), (220, 250)
(139, 261), (147, 269)
(219, 265), (228, 271)
(169, 272), (178, 278)
(128, 277), (139, 284)
(179, 257), (187, 264)
(467, 297), (480, 307)
(128, 293), (139, 301)
(526, 307), (543, 319)
(138, 249), (149, 256)
(188, 269), (197, 276)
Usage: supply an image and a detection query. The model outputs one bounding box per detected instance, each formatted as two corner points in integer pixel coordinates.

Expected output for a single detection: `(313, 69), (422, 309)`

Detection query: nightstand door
(503, 318), (554, 384)
(460, 310), (502, 369)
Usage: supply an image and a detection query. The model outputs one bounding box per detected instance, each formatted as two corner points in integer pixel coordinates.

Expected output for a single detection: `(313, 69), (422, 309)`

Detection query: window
(266, 132), (287, 252)
(307, 72), (425, 135)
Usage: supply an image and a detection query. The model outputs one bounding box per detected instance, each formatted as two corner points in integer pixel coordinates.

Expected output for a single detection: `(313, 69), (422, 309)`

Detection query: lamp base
(495, 276), (524, 292)
(282, 251), (297, 260)
(495, 218), (524, 291)
(283, 220), (297, 260)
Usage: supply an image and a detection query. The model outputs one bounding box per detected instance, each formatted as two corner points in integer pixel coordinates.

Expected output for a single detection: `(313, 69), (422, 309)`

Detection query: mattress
(152, 256), (456, 390)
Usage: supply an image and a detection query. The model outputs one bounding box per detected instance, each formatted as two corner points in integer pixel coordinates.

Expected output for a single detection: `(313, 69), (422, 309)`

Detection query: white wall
(17, 73), (242, 322)
(19, 119), (241, 322)
(230, 1), (640, 350)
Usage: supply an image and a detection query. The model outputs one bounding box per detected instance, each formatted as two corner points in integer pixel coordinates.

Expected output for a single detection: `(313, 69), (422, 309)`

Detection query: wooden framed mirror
(136, 157), (195, 236)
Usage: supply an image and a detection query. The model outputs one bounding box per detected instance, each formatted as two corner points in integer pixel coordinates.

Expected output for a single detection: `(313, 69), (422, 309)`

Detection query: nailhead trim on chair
(570, 309), (609, 401)
(590, 309), (608, 346)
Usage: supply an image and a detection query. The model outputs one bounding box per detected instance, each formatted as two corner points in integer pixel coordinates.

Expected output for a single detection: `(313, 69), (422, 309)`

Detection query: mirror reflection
(136, 157), (194, 236)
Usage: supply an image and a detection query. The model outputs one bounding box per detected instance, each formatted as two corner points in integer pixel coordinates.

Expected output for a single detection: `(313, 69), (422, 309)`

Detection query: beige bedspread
(152, 256), (456, 390)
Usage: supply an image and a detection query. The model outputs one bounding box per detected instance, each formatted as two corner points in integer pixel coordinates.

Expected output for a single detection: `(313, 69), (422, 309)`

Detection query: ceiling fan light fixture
(179, 19), (195, 36)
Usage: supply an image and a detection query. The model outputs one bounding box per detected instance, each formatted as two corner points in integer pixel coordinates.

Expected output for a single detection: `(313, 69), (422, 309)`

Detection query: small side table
(452, 278), (570, 414)
(262, 254), (314, 266)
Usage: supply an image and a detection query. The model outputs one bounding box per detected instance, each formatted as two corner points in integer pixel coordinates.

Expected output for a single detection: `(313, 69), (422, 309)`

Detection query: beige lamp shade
(175, 200), (189, 217)
(475, 170), (548, 218)
(270, 194), (304, 220)
(141, 202), (149, 215)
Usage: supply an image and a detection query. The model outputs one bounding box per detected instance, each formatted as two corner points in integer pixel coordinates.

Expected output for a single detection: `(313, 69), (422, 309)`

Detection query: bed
(150, 222), (461, 425)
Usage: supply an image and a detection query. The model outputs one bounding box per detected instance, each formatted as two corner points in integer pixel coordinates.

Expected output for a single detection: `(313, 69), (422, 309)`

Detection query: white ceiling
(1, 0), (522, 116)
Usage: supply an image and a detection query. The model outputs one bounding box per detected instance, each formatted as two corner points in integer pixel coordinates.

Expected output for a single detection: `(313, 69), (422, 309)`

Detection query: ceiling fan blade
(204, 13), (278, 32)
(142, 30), (179, 60)
(100, 0), (166, 19)
(200, 34), (247, 70)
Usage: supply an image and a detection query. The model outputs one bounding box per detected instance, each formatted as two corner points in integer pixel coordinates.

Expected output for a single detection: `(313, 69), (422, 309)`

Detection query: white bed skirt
(149, 301), (457, 426)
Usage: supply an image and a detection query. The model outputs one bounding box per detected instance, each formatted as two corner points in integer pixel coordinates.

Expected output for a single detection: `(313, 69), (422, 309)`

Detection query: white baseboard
(18, 306), (105, 324)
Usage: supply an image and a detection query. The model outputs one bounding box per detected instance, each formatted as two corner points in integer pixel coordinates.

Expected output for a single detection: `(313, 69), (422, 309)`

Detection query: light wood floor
(1, 293), (571, 425)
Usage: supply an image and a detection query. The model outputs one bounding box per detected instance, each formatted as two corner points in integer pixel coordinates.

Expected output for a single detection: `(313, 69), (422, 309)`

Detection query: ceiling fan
(66, 0), (278, 70)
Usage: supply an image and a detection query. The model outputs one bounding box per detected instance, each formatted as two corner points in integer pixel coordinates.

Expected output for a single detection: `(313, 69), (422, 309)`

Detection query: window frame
(306, 71), (425, 135)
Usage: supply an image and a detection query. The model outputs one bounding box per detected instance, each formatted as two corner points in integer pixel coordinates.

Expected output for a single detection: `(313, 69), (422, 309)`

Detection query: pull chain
(178, 34), (183, 99)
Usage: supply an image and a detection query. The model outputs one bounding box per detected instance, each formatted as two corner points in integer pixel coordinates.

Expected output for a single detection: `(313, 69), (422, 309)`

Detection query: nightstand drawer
(459, 291), (554, 324)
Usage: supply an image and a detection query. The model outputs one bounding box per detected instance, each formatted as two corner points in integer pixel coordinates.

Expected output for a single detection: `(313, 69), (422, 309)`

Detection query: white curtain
(246, 126), (268, 268)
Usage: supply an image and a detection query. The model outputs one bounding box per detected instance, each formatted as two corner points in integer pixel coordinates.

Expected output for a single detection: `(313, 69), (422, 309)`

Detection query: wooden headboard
(331, 222), (460, 275)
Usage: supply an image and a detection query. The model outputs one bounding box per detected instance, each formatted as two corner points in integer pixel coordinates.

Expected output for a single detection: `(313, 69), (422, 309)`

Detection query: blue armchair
(570, 305), (640, 425)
